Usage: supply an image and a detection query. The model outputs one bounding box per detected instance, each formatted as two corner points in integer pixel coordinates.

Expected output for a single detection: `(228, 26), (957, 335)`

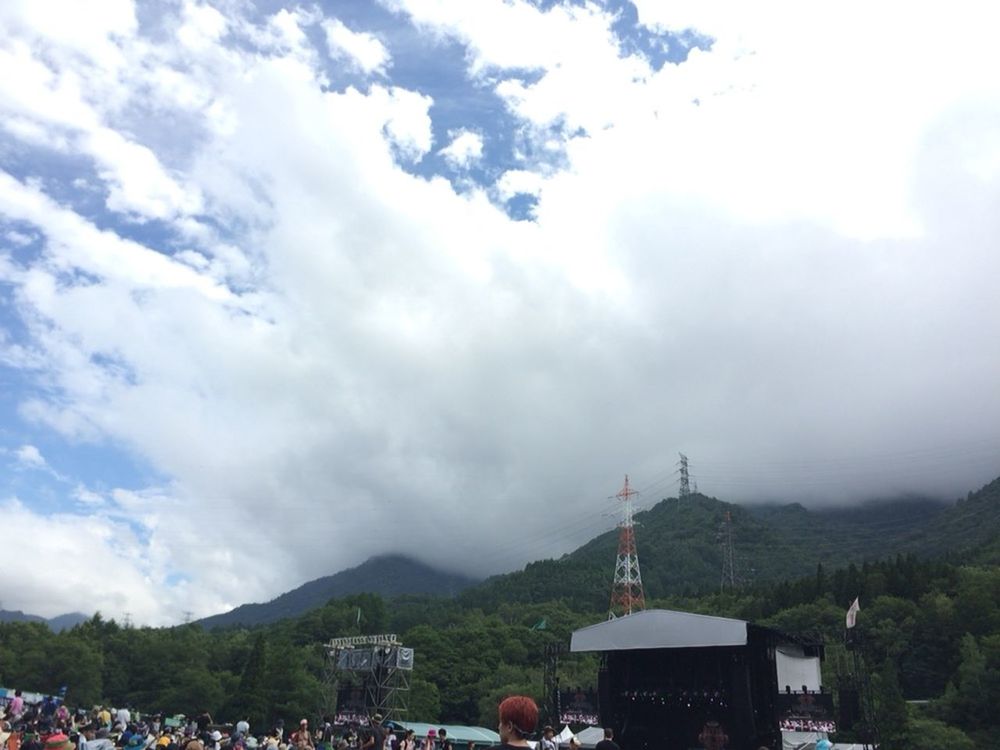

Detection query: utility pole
(609, 475), (646, 619)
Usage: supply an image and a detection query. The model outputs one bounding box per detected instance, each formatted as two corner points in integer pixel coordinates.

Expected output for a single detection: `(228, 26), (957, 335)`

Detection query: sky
(1, 0), (1000, 626)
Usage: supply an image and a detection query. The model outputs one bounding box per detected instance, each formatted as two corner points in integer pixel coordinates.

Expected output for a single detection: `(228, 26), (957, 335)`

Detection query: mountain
(197, 554), (478, 629)
(196, 476), (1000, 628)
(0, 609), (89, 632)
(46, 612), (91, 631)
(459, 477), (1000, 610)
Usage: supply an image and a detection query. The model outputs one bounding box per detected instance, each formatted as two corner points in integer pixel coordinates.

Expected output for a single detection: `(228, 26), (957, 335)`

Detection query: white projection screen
(775, 646), (822, 691)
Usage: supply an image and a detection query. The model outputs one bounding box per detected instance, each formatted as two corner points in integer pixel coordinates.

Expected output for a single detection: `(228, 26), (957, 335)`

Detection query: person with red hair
(490, 697), (538, 750)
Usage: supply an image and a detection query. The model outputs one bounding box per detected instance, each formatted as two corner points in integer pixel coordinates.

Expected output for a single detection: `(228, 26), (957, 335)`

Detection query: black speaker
(598, 668), (612, 728)
(838, 688), (860, 729)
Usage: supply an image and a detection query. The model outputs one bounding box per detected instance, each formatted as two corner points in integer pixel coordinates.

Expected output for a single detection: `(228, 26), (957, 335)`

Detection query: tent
(781, 732), (864, 750)
(390, 723), (500, 746)
(571, 727), (605, 748)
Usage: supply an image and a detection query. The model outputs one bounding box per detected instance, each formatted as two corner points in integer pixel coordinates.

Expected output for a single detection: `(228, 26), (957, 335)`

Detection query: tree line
(2, 556), (998, 750)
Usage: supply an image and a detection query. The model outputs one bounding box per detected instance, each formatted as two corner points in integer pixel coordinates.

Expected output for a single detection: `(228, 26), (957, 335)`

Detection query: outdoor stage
(570, 609), (832, 750)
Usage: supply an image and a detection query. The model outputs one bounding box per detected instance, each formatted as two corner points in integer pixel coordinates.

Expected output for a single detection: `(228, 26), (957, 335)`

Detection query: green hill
(197, 554), (478, 629)
(194, 476), (1000, 628)
(461, 478), (1000, 610)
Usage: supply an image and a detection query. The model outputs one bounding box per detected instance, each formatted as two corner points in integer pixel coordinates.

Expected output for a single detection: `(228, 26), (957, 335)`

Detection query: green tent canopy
(387, 723), (500, 745)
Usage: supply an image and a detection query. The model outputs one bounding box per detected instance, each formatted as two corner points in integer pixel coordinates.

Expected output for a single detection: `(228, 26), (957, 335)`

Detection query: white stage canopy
(570, 609), (749, 652)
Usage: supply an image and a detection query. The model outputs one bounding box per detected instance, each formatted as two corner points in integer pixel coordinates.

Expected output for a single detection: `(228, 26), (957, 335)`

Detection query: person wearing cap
(44, 734), (71, 750)
(419, 730), (434, 750)
(539, 728), (555, 750)
(488, 697), (537, 750)
(22, 727), (44, 750)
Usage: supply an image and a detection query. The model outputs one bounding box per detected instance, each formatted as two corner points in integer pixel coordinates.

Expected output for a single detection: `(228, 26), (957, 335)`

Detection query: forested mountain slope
(198, 554), (478, 629)
(461, 478), (1000, 610)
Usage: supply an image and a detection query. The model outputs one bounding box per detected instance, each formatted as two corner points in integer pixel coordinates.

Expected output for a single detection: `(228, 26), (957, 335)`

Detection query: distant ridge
(0, 609), (88, 632)
(457, 485), (1000, 612)
(197, 554), (478, 629)
(159, 477), (1000, 628)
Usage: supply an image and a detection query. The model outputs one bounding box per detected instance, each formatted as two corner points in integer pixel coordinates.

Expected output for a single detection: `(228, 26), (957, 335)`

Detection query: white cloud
(15, 444), (46, 468)
(376, 86), (435, 162)
(0, 497), (181, 624)
(74, 485), (106, 506)
(0, 173), (227, 299)
(5, 229), (34, 246)
(322, 18), (391, 76)
(0, 33), (202, 221)
(0, 0), (998, 626)
(439, 128), (484, 169)
(177, 1), (228, 51)
(495, 169), (545, 201)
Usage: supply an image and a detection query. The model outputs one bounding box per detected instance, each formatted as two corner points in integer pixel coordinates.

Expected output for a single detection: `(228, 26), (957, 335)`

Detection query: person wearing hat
(539, 728), (555, 750)
(419, 730), (434, 750)
(86, 729), (112, 750)
(44, 734), (71, 750)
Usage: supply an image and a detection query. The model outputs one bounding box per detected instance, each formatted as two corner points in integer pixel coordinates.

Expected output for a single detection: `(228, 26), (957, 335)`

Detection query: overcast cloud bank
(1, 0), (999, 624)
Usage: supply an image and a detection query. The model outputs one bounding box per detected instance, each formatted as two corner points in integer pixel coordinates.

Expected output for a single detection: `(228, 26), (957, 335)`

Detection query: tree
(225, 635), (269, 730)
(905, 716), (974, 750)
(407, 678), (441, 723)
(933, 633), (995, 737)
(876, 658), (908, 750)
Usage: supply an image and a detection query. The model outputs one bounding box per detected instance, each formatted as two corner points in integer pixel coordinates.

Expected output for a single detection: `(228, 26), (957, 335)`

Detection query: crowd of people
(1, 693), (556, 750)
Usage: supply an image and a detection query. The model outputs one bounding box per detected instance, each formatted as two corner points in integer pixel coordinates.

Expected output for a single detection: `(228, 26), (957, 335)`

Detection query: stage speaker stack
(837, 688), (860, 729)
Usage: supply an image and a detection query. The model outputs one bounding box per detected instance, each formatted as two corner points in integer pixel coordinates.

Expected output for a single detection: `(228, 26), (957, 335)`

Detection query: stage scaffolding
(322, 634), (413, 724)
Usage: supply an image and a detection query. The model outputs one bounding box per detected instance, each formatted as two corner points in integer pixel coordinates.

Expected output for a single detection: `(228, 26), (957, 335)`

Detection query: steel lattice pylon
(608, 475), (646, 619)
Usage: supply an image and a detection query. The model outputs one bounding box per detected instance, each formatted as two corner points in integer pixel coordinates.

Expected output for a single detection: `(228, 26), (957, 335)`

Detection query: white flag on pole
(846, 597), (860, 629)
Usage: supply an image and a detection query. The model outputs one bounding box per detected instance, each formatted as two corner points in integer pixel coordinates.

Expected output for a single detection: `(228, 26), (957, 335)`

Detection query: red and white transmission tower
(608, 475), (646, 620)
